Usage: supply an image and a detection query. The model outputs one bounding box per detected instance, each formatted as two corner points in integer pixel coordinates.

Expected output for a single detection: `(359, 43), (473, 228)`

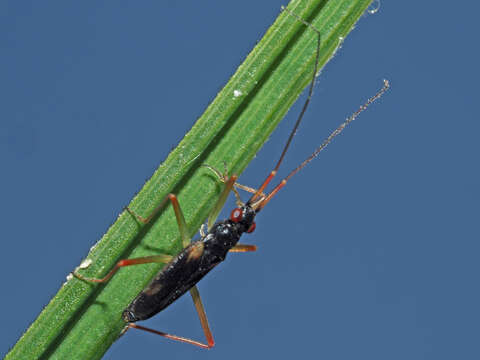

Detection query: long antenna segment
(248, 6), (390, 211)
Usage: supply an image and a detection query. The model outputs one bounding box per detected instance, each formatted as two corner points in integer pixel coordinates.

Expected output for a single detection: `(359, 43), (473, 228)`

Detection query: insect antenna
(255, 79), (390, 211)
(248, 7), (322, 206)
(248, 7), (390, 212)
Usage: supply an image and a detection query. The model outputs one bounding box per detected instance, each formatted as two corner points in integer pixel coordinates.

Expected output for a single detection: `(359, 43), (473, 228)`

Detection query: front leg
(229, 244), (257, 253)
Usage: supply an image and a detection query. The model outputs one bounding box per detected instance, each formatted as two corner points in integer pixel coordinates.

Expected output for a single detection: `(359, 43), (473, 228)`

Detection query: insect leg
(207, 175), (238, 230)
(229, 244), (257, 252)
(75, 193), (193, 283)
(126, 323), (213, 349)
(124, 285), (215, 349)
(203, 164), (265, 195)
(168, 194), (190, 247)
(126, 195), (171, 224)
(203, 164), (266, 207)
(72, 254), (173, 283)
(189, 285), (215, 348)
(127, 193), (191, 246)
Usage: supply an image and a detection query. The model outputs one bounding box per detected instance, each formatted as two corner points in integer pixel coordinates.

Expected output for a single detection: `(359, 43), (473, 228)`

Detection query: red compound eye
(230, 208), (243, 222)
(247, 222), (256, 233)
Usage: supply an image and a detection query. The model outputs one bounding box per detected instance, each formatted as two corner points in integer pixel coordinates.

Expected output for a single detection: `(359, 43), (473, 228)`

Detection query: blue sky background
(1, 1), (479, 359)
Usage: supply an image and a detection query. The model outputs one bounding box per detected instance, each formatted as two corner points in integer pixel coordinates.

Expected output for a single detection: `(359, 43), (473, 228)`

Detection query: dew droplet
(366, 0), (380, 14)
(79, 258), (93, 269)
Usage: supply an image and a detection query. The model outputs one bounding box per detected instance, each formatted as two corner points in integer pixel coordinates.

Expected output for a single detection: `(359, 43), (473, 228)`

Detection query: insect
(73, 7), (389, 349)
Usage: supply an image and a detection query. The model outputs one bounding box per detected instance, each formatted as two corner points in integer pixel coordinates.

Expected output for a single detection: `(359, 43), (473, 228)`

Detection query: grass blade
(6, 0), (373, 358)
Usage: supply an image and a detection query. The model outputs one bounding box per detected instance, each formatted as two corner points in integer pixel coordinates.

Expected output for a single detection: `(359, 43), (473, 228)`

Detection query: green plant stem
(6, 0), (373, 359)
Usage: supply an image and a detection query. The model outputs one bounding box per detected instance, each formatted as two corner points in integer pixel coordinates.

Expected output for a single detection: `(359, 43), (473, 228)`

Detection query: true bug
(73, 7), (389, 349)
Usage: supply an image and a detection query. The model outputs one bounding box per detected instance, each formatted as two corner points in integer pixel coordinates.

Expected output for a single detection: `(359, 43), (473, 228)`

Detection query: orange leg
(229, 244), (257, 252)
(73, 254), (172, 283)
(75, 194), (190, 283)
(126, 196), (170, 224)
(203, 164), (266, 206)
(207, 175), (238, 230)
(128, 193), (191, 247)
(124, 285), (215, 349)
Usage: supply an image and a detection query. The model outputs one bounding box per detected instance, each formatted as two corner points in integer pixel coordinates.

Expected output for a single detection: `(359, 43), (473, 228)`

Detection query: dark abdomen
(123, 237), (225, 322)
